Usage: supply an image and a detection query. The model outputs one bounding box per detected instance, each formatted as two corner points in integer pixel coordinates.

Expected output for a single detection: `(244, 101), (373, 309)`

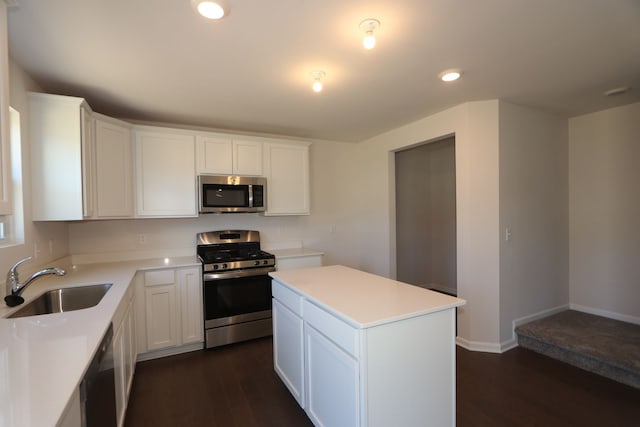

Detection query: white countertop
(0, 256), (199, 427)
(269, 265), (466, 328)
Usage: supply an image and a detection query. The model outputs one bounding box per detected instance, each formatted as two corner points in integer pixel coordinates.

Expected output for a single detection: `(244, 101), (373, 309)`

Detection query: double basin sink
(6, 283), (112, 319)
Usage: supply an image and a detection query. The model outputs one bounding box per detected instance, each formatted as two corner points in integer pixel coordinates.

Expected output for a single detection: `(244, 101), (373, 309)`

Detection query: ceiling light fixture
(311, 71), (326, 93)
(439, 69), (462, 82)
(191, 0), (229, 20)
(603, 87), (631, 97)
(359, 19), (380, 50)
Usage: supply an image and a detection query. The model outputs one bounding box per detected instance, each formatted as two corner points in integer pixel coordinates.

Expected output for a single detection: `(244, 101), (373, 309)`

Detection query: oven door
(203, 270), (273, 329)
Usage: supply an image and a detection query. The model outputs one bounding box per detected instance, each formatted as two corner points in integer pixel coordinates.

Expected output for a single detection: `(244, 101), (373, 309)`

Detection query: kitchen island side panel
(362, 308), (456, 427)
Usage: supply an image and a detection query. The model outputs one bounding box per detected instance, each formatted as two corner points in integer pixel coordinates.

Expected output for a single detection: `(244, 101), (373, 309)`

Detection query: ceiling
(6, 0), (640, 142)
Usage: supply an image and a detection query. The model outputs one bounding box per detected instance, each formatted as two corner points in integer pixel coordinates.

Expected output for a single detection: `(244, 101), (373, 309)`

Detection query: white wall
(569, 102), (640, 323)
(354, 101), (502, 349)
(0, 59), (70, 296)
(498, 102), (569, 343)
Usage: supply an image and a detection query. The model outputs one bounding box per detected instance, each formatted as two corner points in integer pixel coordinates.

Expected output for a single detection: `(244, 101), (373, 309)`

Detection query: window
(0, 106), (23, 246)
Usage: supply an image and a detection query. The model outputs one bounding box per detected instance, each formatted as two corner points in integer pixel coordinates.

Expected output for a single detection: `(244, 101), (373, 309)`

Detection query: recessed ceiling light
(191, 0), (229, 20)
(439, 69), (462, 82)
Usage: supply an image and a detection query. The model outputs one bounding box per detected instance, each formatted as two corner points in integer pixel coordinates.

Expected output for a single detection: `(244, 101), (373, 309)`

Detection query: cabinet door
(233, 139), (262, 175)
(113, 315), (126, 427)
(273, 299), (305, 407)
(196, 135), (233, 174)
(94, 118), (133, 217)
(264, 143), (310, 215)
(95, 118), (134, 217)
(179, 267), (203, 345)
(123, 300), (136, 396)
(81, 106), (95, 217)
(305, 325), (359, 427)
(144, 284), (179, 351)
(29, 93), (90, 220)
(135, 130), (196, 217)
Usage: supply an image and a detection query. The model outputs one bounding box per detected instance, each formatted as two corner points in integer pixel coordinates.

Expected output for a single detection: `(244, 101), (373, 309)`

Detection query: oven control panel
(203, 258), (276, 273)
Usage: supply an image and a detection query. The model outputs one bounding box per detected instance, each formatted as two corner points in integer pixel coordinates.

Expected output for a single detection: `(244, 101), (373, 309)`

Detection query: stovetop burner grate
(196, 230), (275, 273)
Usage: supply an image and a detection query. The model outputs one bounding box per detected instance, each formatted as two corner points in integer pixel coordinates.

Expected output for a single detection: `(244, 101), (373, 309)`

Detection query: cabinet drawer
(303, 300), (359, 358)
(272, 280), (303, 317)
(143, 270), (175, 287)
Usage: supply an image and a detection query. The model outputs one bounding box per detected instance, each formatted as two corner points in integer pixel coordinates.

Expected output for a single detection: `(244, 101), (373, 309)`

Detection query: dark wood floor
(125, 338), (640, 427)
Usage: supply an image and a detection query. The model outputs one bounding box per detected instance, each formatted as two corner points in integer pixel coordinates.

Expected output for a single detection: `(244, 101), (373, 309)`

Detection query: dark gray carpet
(515, 310), (640, 389)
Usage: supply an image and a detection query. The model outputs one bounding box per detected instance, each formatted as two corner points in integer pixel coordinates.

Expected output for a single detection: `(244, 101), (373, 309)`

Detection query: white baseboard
(457, 303), (637, 354)
(456, 336), (502, 353)
(136, 342), (203, 362)
(457, 304), (570, 354)
(570, 304), (640, 325)
(510, 303), (569, 346)
(512, 304), (570, 329)
(456, 336), (519, 353)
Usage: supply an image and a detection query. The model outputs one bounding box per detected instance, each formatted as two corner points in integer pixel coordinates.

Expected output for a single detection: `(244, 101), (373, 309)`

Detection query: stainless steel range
(197, 230), (276, 349)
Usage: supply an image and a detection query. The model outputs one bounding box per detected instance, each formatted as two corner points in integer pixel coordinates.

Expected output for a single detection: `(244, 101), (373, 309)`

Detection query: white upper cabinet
(94, 114), (134, 218)
(196, 135), (233, 175)
(135, 128), (197, 217)
(30, 92), (94, 221)
(232, 138), (263, 176)
(263, 142), (311, 216)
(196, 135), (263, 176)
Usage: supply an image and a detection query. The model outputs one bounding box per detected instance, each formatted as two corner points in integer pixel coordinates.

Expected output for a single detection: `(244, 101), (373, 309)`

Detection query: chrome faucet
(4, 257), (66, 307)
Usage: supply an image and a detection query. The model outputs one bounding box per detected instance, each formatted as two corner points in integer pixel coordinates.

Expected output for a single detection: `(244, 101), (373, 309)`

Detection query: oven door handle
(203, 266), (276, 281)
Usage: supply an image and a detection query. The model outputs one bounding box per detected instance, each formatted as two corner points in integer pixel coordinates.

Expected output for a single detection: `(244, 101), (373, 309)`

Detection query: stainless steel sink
(7, 283), (112, 318)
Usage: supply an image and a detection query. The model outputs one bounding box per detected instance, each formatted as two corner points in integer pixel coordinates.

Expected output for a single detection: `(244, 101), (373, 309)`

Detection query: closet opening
(395, 135), (457, 296)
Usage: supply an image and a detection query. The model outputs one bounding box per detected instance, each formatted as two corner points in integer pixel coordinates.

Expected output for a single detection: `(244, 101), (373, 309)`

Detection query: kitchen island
(270, 265), (466, 427)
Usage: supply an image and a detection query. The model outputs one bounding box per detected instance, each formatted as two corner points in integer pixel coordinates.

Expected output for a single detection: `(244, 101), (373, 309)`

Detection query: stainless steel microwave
(198, 175), (266, 213)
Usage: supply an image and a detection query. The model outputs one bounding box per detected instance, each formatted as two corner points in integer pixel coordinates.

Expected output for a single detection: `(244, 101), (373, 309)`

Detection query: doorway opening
(395, 136), (457, 296)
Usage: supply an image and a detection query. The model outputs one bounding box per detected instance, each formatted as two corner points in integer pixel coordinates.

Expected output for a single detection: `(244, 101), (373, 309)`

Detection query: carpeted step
(515, 310), (640, 389)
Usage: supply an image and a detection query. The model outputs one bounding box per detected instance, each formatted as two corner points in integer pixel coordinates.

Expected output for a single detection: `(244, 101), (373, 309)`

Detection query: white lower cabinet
(273, 299), (305, 406)
(305, 324), (359, 427)
(112, 282), (136, 427)
(144, 281), (179, 351)
(179, 267), (204, 345)
(136, 267), (203, 359)
(272, 279), (457, 427)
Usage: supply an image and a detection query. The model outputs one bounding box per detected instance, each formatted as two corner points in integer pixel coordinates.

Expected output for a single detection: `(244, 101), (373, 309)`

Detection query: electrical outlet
(138, 234), (147, 245)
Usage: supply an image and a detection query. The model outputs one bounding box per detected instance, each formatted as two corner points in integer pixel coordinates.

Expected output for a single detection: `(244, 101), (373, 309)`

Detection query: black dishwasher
(80, 323), (117, 427)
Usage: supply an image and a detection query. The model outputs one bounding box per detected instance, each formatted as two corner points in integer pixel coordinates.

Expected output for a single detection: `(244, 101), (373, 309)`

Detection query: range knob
(213, 265), (219, 271)
(254, 261), (260, 266)
(222, 263), (228, 269)
(263, 260), (269, 265)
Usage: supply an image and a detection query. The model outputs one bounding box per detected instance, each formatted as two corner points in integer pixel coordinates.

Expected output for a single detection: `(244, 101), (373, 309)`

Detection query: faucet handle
(9, 256), (32, 272)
